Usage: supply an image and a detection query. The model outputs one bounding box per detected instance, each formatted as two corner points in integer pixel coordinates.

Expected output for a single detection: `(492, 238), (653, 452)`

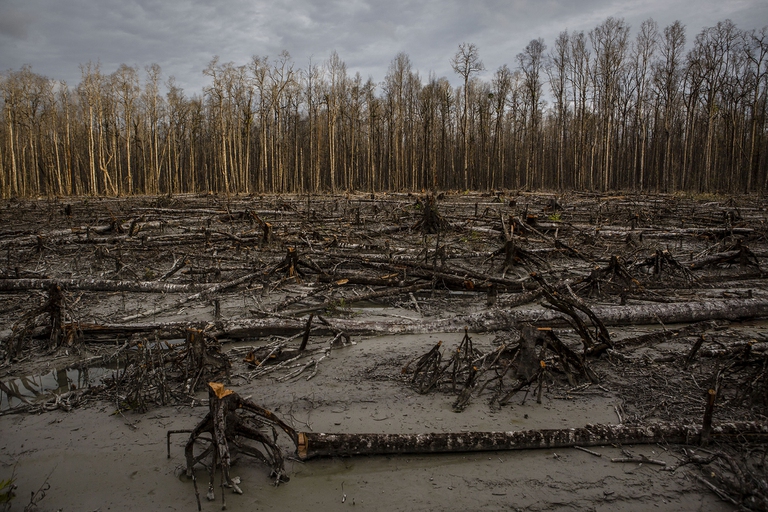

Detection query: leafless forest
(1, 17), (767, 198)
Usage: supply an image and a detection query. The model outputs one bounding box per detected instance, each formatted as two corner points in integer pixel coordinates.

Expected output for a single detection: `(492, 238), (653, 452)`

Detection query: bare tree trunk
(219, 297), (768, 338)
(297, 421), (768, 460)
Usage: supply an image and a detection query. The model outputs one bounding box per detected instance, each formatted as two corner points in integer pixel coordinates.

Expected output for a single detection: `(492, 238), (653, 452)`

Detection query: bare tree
(0, 18), (765, 198)
(451, 43), (484, 189)
(630, 19), (659, 190)
(547, 31), (570, 189)
(518, 38), (547, 189)
(653, 21), (686, 191)
(491, 65), (513, 189)
(744, 26), (768, 191)
(112, 64), (139, 194)
(590, 17), (630, 191)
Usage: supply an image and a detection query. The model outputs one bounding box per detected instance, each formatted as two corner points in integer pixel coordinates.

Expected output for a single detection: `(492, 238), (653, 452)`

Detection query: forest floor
(0, 191), (767, 511)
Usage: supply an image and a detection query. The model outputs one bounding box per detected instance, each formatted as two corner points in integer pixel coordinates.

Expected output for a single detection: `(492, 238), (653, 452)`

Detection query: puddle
(0, 338), (192, 411)
(1, 365), (113, 410)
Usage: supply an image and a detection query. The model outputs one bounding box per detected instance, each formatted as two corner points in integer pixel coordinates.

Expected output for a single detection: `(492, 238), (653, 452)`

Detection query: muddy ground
(0, 191), (766, 511)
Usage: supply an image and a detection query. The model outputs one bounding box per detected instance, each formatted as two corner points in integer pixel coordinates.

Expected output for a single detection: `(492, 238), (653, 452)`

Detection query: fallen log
(121, 272), (260, 322)
(287, 282), (432, 315)
(0, 278), (213, 294)
(219, 296), (768, 338)
(65, 296), (768, 341)
(296, 421), (768, 460)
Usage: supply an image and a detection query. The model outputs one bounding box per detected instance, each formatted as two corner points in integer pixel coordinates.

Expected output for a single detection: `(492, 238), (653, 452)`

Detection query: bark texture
(297, 421), (768, 460)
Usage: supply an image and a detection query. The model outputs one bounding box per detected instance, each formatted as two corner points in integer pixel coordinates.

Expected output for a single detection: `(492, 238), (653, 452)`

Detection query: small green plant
(328, 297), (348, 314)
(548, 212), (562, 222)
(0, 475), (17, 509)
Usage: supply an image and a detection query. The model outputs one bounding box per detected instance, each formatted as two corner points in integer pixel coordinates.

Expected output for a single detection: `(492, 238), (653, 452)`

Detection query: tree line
(1, 17), (766, 198)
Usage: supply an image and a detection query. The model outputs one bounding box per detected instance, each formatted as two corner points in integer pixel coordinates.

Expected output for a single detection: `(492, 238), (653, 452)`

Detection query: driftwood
(296, 421), (768, 460)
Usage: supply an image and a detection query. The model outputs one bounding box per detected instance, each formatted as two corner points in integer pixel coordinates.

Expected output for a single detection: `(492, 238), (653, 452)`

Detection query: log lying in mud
(221, 296), (768, 338)
(63, 296), (768, 341)
(296, 421), (768, 460)
(0, 277), (213, 293)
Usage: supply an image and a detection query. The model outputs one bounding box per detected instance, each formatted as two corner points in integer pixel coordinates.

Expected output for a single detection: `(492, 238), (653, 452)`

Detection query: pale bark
(220, 297), (768, 338)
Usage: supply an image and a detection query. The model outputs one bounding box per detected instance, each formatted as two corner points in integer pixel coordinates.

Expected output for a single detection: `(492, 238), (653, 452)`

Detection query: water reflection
(0, 365), (109, 410)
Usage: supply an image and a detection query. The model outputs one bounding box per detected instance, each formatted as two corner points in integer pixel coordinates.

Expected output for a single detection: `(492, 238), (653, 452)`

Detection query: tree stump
(181, 383), (298, 507)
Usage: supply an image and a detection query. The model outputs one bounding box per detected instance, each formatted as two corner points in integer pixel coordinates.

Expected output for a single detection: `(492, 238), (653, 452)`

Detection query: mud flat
(1, 191), (767, 510)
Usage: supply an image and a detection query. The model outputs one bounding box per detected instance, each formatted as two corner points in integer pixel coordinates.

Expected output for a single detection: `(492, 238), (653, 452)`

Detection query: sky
(1, 0), (766, 95)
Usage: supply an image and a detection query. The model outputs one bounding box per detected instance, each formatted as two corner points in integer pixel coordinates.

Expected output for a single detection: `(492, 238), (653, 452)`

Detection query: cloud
(0, 6), (34, 40)
(0, 0), (766, 93)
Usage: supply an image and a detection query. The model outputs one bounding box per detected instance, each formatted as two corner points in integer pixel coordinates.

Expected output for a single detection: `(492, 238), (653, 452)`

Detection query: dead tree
(404, 340), (445, 394)
(3, 283), (71, 361)
(576, 255), (642, 299)
(488, 212), (548, 276)
(635, 249), (696, 283)
(182, 329), (230, 394)
(273, 247), (302, 279)
(414, 194), (448, 234)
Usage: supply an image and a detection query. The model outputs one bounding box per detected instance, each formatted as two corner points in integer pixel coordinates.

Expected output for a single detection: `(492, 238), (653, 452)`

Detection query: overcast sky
(1, 0), (766, 94)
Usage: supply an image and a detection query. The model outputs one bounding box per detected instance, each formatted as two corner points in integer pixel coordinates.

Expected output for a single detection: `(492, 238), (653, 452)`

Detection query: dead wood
(516, 325), (544, 381)
(248, 211), (274, 244)
(532, 272), (613, 355)
(182, 329), (231, 394)
(333, 251), (532, 291)
(405, 340), (445, 393)
(158, 255), (188, 281)
(295, 421), (768, 460)
(0, 278), (212, 294)
(67, 295), (768, 344)
(242, 315), (315, 368)
(270, 279), (349, 313)
(2, 283), (74, 360)
(215, 295), (768, 339)
(286, 282), (432, 315)
(634, 249), (697, 283)
(576, 255), (642, 299)
(413, 194), (449, 234)
(701, 389), (717, 446)
(178, 383), (297, 506)
(687, 243), (762, 273)
(317, 273), (405, 287)
(120, 272), (259, 322)
(614, 320), (724, 350)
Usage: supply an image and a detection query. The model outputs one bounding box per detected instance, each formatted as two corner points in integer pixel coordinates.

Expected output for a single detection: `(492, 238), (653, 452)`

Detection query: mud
(1, 191), (767, 510)
(0, 329), (734, 511)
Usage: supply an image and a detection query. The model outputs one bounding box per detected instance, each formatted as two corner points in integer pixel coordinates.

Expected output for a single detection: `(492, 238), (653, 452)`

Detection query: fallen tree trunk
(0, 278), (213, 294)
(120, 272), (260, 322)
(64, 296), (768, 341)
(296, 421), (768, 460)
(287, 282), (432, 315)
(221, 296), (768, 337)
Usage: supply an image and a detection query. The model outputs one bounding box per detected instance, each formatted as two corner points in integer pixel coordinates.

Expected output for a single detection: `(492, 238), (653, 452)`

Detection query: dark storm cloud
(0, 0), (766, 93)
